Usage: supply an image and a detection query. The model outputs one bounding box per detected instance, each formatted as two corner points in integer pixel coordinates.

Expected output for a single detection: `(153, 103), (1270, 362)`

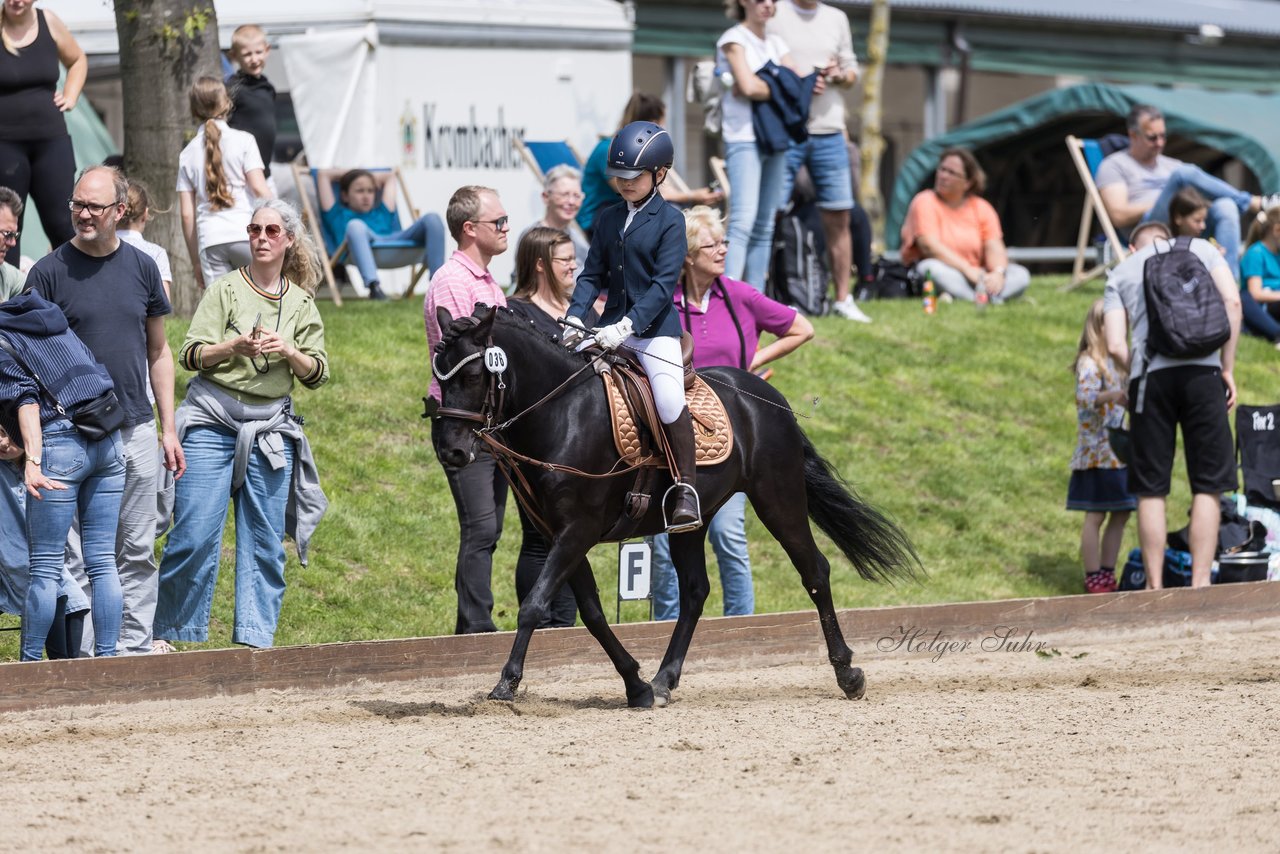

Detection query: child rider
(562, 121), (702, 533)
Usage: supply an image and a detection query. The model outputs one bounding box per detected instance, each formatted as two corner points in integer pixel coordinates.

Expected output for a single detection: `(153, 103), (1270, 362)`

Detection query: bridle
(430, 340), (506, 428)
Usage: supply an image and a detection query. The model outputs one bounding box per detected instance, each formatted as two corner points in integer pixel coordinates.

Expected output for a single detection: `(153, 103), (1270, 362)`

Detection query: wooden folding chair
(1066, 135), (1129, 288)
(708, 156), (730, 206)
(291, 157), (433, 303)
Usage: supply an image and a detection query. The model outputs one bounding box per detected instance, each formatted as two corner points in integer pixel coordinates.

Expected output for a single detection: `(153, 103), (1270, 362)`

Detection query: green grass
(3, 275), (1278, 657)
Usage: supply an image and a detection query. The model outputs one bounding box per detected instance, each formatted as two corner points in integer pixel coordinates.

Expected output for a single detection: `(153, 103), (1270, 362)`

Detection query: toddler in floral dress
(1067, 299), (1136, 593)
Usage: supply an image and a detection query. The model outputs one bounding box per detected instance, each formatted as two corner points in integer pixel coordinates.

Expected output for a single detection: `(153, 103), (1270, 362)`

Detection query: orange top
(900, 190), (1003, 268)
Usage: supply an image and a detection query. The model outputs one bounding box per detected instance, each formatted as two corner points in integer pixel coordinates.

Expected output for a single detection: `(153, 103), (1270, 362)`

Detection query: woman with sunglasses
(900, 147), (1029, 304)
(154, 199), (329, 650)
(648, 205), (812, 621)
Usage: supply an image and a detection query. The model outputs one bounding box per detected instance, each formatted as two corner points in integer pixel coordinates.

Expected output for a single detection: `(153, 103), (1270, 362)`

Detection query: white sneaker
(832, 297), (872, 323)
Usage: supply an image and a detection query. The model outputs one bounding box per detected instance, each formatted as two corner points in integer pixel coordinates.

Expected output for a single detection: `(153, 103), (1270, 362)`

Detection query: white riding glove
(594, 317), (634, 351)
(560, 316), (589, 350)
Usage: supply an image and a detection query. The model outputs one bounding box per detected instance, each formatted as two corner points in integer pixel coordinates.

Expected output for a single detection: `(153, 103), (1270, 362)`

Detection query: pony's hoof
(488, 681), (516, 702)
(627, 683), (655, 709)
(837, 666), (866, 700)
(650, 682), (671, 708)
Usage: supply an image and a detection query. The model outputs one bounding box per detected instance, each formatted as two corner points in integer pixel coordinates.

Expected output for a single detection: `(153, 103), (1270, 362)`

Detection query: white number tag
(484, 346), (509, 374)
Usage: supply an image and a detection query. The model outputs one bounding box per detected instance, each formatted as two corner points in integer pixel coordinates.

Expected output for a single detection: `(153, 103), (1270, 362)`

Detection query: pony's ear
(473, 304), (498, 337)
(436, 306), (454, 332)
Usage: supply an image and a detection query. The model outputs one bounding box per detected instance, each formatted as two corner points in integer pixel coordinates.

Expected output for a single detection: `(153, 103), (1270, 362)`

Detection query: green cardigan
(179, 269), (329, 404)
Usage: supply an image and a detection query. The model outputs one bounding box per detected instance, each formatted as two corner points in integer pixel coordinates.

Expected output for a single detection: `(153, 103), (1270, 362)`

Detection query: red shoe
(1084, 571), (1118, 594)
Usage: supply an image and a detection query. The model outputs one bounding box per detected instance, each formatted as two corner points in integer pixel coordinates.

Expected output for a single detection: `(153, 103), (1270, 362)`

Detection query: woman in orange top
(900, 148), (1029, 303)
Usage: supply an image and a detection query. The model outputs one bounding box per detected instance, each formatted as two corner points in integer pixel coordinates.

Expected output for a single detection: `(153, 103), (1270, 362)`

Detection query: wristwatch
(25, 454), (41, 467)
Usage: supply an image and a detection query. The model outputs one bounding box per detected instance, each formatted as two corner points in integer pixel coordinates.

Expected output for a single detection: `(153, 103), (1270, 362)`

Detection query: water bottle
(922, 272), (936, 315)
(975, 273), (989, 311)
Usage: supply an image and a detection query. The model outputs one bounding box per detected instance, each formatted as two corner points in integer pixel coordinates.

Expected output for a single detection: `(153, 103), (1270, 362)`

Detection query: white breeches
(628, 335), (687, 424)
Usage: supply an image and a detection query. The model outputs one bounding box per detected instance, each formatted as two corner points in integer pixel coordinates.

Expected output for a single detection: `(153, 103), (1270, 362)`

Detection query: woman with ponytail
(177, 76), (272, 290)
(155, 199), (328, 650)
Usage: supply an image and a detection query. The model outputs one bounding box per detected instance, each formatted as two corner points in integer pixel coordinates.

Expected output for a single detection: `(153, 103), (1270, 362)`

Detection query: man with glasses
(24, 165), (185, 655)
(1097, 104), (1279, 276)
(424, 185), (510, 633)
(0, 187), (24, 301)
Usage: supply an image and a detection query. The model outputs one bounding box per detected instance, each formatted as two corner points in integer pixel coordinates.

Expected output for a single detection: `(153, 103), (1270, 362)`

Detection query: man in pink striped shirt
(424, 185), (510, 633)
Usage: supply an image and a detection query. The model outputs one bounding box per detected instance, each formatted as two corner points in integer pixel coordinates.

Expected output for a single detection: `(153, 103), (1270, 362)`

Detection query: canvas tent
(885, 83), (1280, 254)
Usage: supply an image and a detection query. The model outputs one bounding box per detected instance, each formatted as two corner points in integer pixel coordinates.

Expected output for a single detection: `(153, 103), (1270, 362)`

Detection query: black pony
(431, 305), (918, 707)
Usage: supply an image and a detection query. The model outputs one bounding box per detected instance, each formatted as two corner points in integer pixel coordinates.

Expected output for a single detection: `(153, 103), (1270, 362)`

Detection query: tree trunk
(858, 0), (890, 255)
(113, 1), (222, 317)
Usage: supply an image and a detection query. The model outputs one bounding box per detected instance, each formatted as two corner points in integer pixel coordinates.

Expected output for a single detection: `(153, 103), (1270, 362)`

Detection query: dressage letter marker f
(618, 542), (651, 601)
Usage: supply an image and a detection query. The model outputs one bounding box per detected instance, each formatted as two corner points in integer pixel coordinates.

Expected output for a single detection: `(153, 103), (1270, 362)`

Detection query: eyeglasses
(1143, 132), (1167, 143)
(68, 199), (120, 216)
(936, 165), (966, 179)
(0, 230), (18, 243)
(247, 223), (286, 239)
(472, 216), (510, 231)
(551, 254), (576, 265)
(548, 191), (584, 203)
(699, 239), (729, 252)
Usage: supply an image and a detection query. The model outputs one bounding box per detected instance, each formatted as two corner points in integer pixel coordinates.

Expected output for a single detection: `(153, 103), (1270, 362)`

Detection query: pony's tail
(802, 429), (921, 584)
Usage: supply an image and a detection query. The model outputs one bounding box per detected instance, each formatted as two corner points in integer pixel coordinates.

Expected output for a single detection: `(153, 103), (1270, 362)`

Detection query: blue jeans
(724, 141), (789, 291)
(1143, 164), (1250, 274)
(155, 425), (293, 648)
(779, 132), (855, 212)
(344, 213), (446, 288)
(21, 424), (125, 661)
(1241, 287), (1280, 341)
(650, 492), (753, 621)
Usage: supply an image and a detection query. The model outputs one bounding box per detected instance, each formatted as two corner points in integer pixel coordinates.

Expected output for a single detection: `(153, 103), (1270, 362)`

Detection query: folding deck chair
(514, 138), (584, 179)
(1066, 135), (1129, 287)
(291, 157), (433, 304)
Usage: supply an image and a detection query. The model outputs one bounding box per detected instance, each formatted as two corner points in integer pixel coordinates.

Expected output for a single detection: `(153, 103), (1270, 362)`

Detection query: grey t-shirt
(1094, 150), (1183, 208)
(0, 262), (22, 303)
(1103, 236), (1226, 381)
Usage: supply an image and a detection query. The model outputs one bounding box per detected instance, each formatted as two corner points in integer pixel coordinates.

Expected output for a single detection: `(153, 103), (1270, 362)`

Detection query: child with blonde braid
(1068, 299), (1135, 593)
(177, 76), (272, 290)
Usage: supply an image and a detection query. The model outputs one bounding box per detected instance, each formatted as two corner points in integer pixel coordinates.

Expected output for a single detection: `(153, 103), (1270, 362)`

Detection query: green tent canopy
(885, 83), (1280, 252)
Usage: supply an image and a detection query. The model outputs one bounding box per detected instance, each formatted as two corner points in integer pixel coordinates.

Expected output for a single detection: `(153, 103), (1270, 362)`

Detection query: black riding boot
(663, 407), (702, 533)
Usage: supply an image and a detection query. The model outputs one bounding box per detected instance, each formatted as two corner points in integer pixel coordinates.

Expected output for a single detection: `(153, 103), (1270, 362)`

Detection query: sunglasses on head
(247, 223), (285, 239)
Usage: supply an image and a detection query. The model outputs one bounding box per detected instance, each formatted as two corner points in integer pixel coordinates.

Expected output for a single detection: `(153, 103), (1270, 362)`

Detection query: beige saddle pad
(602, 371), (733, 467)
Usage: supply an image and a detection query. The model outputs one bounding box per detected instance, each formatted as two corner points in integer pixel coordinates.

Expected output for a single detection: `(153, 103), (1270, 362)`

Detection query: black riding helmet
(605, 121), (674, 182)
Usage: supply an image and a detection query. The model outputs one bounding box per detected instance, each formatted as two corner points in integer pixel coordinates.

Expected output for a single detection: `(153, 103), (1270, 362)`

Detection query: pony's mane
(440, 306), (589, 371)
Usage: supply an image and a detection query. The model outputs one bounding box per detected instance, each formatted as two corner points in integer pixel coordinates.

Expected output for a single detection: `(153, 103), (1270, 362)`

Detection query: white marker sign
(618, 542), (651, 601)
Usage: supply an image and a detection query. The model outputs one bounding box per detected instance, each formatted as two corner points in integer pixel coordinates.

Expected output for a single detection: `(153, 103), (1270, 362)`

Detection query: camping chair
(1066, 135), (1129, 288)
(291, 158), (433, 303)
(709, 156), (729, 206)
(514, 138), (584, 180)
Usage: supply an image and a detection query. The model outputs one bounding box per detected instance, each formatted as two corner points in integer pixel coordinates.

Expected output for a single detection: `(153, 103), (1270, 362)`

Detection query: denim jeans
(0, 461), (87, 619)
(1143, 164), (1250, 275)
(724, 141), (789, 291)
(779, 132), (855, 211)
(649, 492), (753, 621)
(1241, 287), (1280, 341)
(21, 423), (125, 661)
(155, 424), (293, 648)
(344, 213), (446, 288)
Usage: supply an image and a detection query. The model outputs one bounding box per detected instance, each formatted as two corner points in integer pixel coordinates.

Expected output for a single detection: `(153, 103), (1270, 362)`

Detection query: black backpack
(855, 257), (923, 301)
(1143, 236), (1230, 358)
(769, 205), (830, 316)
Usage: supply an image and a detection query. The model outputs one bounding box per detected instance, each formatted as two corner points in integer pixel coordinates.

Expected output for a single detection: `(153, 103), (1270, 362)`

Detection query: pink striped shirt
(425, 249), (507, 400)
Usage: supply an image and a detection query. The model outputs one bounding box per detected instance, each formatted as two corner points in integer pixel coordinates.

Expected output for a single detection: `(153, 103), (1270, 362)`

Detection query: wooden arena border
(2, 582), (1278, 713)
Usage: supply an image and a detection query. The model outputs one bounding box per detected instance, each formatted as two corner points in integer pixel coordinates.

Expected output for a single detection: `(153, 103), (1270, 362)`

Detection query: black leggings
(44, 595), (86, 660)
(0, 135), (77, 266)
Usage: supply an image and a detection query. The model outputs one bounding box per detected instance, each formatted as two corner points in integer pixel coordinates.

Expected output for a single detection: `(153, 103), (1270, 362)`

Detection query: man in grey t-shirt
(1103, 230), (1241, 591)
(1096, 104), (1277, 276)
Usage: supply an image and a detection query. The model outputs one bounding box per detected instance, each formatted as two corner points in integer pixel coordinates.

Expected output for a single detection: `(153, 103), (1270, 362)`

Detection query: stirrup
(661, 482), (702, 533)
